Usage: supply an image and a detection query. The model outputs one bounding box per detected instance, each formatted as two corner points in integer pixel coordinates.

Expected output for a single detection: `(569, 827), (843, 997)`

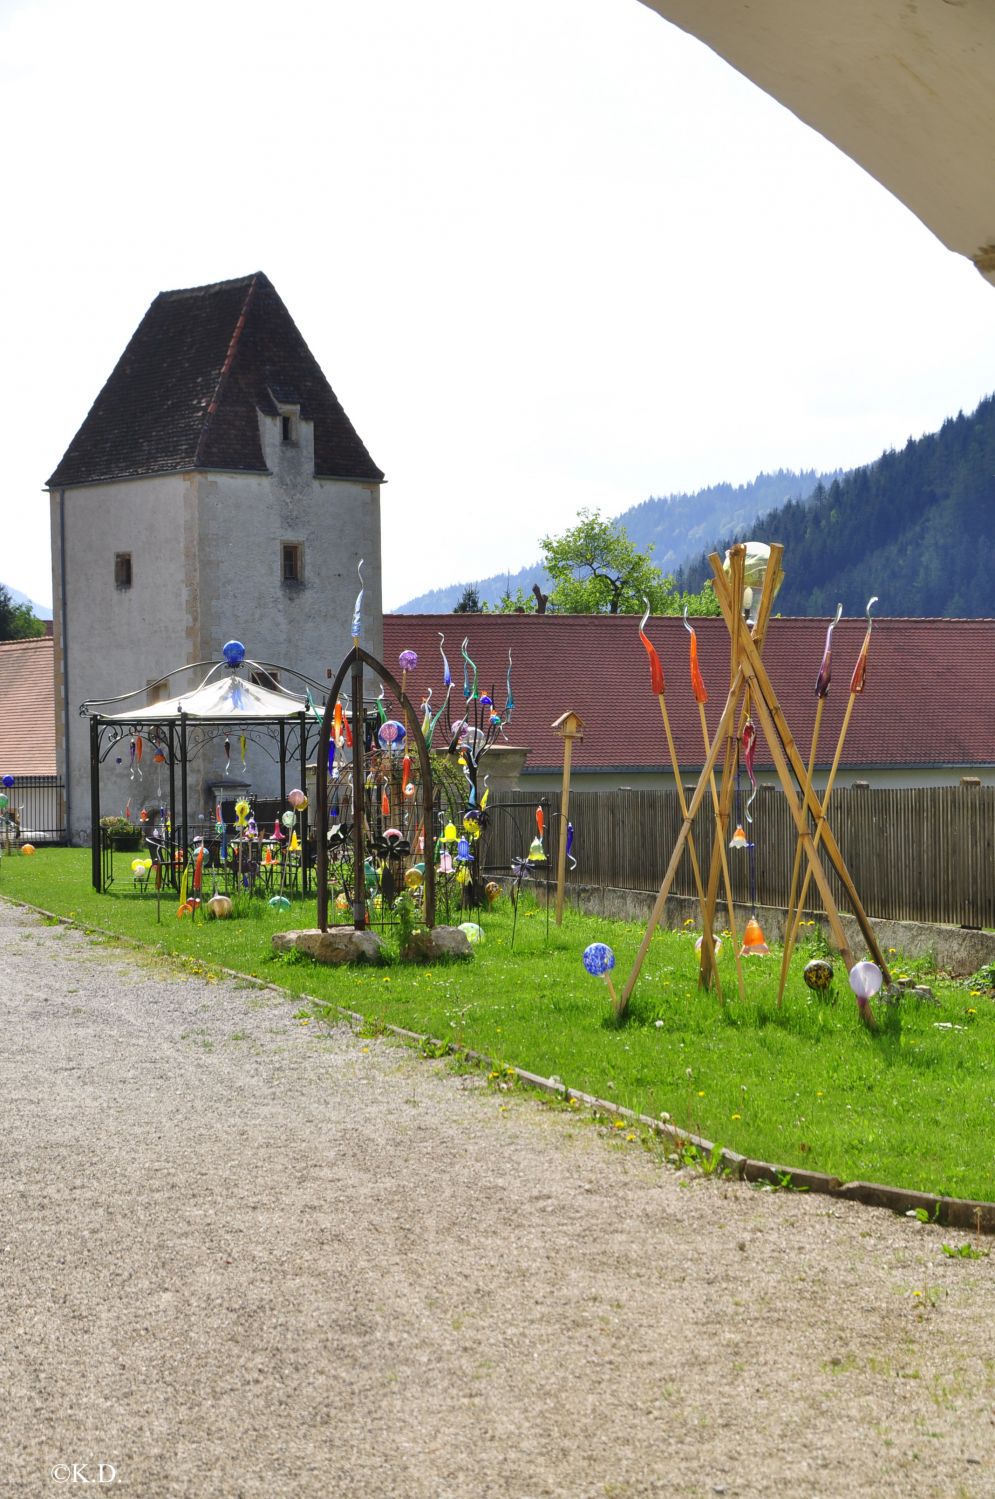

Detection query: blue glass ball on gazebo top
(223, 640), (246, 668)
(582, 942), (615, 977)
(1, 774), (13, 788)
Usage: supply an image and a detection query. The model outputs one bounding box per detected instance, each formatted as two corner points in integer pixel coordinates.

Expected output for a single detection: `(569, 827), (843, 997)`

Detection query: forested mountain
(395, 469), (836, 612)
(674, 396), (995, 617)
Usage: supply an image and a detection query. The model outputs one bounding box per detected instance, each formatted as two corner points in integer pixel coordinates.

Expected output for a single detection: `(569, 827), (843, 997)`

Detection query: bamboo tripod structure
(617, 545), (891, 1018)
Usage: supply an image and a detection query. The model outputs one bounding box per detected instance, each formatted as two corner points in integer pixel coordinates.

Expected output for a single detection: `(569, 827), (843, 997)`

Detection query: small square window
(114, 552), (132, 588)
(282, 542), (303, 584)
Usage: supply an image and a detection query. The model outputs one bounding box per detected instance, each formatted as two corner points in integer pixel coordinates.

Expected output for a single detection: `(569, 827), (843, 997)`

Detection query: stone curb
(3, 893), (993, 1235)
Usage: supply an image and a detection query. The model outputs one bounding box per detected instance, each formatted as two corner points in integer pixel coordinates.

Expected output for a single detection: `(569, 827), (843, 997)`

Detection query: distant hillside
(2, 583), (51, 621)
(674, 395), (995, 617)
(394, 470), (838, 612)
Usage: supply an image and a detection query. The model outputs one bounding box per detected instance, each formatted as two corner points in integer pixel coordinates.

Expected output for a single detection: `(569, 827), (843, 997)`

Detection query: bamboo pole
(554, 733), (575, 926)
(617, 666), (744, 1016)
(638, 603), (719, 992)
(779, 649), (869, 988)
(776, 692), (825, 1005)
(777, 603), (843, 1003)
(709, 563), (890, 982)
(655, 691), (721, 1000)
(697, 697), (744, 1000)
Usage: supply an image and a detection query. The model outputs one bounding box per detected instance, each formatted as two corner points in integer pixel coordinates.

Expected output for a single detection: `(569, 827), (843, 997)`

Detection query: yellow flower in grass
(731, 1113), (741, 1121)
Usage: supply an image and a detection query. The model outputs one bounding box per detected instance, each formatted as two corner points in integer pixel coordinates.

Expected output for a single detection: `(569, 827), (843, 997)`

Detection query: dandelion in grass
(731, 1113), (741, 1121)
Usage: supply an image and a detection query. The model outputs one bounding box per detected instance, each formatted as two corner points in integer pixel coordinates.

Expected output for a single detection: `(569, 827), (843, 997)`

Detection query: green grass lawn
(3, 847), (994, 1201)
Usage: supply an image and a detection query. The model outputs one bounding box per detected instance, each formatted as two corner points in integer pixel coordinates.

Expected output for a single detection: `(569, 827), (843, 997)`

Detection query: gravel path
(1, 901), (993, 1499)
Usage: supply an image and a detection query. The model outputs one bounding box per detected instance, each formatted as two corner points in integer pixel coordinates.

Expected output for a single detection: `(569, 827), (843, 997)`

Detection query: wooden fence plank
(482, 782), (992, 930)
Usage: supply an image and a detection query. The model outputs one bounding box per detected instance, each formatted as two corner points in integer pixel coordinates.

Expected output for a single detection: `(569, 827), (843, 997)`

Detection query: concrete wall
(52, 438), (382, 842)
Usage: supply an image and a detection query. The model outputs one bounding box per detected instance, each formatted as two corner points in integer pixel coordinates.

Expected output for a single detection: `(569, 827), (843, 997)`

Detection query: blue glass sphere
(582, 942), (615, 977)
(223, 640), (246, 668)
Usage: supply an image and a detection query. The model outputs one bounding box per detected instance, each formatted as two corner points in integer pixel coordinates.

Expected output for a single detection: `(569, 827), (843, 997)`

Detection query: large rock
(272, 927), (387, 965)
(400, 926), (473, 962)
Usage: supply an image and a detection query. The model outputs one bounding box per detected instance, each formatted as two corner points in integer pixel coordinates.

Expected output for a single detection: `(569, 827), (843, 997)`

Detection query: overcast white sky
(4, 0), (995, 612)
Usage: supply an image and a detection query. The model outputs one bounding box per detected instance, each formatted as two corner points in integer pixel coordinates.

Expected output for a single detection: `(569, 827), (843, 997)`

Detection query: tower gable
(47, 272), (383, 488)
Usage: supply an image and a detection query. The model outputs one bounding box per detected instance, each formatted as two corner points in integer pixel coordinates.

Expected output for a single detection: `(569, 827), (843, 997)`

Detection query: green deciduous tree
(0, 586), (44, 640)
(540, 508), (718, 616)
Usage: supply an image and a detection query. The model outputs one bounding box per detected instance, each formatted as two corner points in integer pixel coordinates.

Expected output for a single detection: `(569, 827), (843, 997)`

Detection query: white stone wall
(51, 475), (192, 842)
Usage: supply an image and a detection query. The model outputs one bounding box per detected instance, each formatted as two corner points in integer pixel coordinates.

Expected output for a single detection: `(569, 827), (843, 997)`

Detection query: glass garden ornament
(398, 650), (418, 673)
(695, 934), (722, 958)
(803, 958), (834, 992)
(849, 961), (882, 999)
(287, 788), (307, 810)
(458, 921), (484, 945)
(223, 640), (245, 668)
(378, 720), (406, 750)
(269, 895), (291, 911)
(849, 959), (882, 1026)
(281, 810), (296, 829)
(729, 825), (748, 849)
(740, 917), (770, 956)
(582, 942), (619, 1008)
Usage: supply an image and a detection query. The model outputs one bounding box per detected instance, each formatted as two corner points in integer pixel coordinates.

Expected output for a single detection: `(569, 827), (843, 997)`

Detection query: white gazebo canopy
(104, 672), (318, 722)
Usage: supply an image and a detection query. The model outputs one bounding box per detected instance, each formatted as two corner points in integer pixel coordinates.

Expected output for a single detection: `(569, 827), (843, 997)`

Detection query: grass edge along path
(1, 866), (993, 1232)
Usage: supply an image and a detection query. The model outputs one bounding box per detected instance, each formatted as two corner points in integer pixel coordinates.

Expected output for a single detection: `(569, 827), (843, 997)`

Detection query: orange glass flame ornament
(729, 825), (748, 849)
(740, 917), (769, 957)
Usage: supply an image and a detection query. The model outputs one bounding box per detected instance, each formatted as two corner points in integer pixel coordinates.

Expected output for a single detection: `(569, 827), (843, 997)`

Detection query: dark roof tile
(48, 272), (383, 488)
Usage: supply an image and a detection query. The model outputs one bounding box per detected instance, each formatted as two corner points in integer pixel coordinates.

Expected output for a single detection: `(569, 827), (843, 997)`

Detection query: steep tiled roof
(0, 637), (56, 775)
(383, 614), (995, 773)
(47, 272), (383, 488)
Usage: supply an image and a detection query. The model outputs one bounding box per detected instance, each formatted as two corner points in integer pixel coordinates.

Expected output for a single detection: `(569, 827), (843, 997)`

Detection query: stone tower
(47, 272), (383, 841)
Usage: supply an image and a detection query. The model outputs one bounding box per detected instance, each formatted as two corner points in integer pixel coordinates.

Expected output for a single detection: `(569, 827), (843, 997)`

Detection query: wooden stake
(776, 691), (825, 1006)
(655, 692), (721, 1000)
(617, 667), (745, 1016)
(551, 712), (584, 926)
(708, 561), (890, 983)
(697, 698), (745, 1000)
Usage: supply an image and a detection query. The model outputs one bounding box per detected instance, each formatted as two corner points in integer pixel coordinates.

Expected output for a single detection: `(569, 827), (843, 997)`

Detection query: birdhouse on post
(551, 711), (585, 742)
(551, 711), (584, 925)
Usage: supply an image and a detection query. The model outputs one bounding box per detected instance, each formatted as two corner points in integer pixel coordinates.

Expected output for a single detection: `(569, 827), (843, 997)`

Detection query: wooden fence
(482, 783), (995, 929)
